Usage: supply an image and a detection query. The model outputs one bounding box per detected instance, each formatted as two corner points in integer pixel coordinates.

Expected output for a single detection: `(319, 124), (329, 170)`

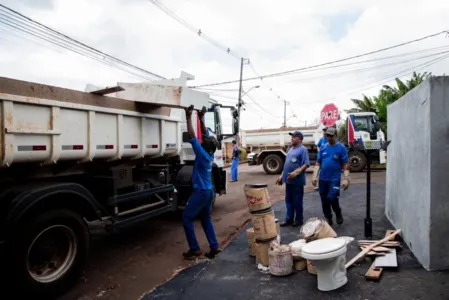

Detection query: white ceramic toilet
(300, 237), (348, 292)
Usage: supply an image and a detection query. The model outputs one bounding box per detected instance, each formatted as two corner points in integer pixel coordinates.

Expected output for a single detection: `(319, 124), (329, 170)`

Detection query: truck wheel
(9, 209), (89, 298)
(348, 151), (367, 172)
(263, 155), (283, 175)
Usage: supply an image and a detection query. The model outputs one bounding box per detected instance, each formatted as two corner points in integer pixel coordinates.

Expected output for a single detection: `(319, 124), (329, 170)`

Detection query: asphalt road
(60, 164), (386, 300)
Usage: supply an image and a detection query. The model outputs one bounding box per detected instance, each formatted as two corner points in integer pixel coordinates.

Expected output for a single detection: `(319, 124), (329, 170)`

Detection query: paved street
(61, 164), (386, 300)
(144, 182), (449, 300)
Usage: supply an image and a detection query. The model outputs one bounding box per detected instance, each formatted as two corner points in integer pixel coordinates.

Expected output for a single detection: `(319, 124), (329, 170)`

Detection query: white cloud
(1, 0), (448, 131)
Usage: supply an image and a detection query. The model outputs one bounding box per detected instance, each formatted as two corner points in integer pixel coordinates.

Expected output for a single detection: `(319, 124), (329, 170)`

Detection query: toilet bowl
(300, 237), (348, 292)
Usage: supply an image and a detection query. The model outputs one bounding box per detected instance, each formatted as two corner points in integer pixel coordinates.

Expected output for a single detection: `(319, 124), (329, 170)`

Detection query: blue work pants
(318, 179), (342, 219)
(182, 189), (219, 251)
(231, 157), (239, 181)
(285, 184), (304, 223)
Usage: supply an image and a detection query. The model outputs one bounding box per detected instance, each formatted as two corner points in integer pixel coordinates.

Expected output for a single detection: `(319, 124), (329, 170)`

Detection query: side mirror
(232, 117), (239, 135)
(373, 115), (380, 123)
(231, 107), (239, 118)
(374, 122), (380, 131)
(231, 108), (239, 135)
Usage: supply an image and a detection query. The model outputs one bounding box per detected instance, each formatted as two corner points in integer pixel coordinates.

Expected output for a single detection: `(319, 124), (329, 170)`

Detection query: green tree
(344, 72), (431, 138)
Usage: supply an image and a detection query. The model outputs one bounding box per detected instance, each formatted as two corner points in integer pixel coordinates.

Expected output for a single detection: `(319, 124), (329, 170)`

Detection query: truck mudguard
(0, 182), (102, 231)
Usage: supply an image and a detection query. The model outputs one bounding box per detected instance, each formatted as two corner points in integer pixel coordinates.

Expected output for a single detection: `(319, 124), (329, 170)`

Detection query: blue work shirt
(317, 137), (327, 148)
(190, 135), (213, 190)
(282, 145), (310, 185)
(317, 143), (349, 182)
(232, 145), (240, 159)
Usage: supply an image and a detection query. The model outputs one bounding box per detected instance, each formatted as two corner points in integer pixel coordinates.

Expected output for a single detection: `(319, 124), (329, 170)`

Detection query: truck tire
(9, 209), (90, 298)
(263, 154), (283, 175)
(348, 151), (367, 172)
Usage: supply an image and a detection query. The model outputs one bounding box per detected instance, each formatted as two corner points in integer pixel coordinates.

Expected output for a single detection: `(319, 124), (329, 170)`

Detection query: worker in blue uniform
(316, 127), (328, 150)
(314, 127), (328, 190)
(312, 127), (350, 226)
(230, 139), (240, 182)
(182, 105), (222, 260)
(276, 131), (310, 227)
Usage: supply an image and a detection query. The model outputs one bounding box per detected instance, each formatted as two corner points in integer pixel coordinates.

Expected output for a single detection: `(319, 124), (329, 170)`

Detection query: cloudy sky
(1, 0), (449, 132)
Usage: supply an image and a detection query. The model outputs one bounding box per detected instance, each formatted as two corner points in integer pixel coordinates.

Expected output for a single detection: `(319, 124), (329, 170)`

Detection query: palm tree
(345, 95), (377, 114)
(343, 71), (431, 139)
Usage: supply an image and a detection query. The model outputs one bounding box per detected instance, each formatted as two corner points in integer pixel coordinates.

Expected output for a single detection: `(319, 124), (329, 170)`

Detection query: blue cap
(289, 131), (304, 140)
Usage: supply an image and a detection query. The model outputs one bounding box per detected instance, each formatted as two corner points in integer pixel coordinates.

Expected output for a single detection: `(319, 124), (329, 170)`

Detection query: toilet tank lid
(301, 237), (346, 255)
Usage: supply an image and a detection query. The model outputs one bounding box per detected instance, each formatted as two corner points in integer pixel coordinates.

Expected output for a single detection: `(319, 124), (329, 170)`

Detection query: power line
(298, 52), (449, 106)
(147, 0), (290, 119)
(245, 93), (281, 119)
(0, 16), (159, 81)
(0, 4), (165, 80)
(282, 49), (449, 84)
(279, 45), (449, 83)
(148, 0), (240, 59)
(190, 30), (449, 87)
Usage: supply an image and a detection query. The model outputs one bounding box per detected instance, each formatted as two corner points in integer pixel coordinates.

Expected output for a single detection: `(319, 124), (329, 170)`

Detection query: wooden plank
(360, 246), (393, 252)
(0, 76), (171, 115)
(346, 229), (401, 269)
(358, 240), (400, 245)
(89, 86), (125, 95)
(365, 262), (383, 281)
(364, 230), (398, 281)
(375, 248), (398, 268)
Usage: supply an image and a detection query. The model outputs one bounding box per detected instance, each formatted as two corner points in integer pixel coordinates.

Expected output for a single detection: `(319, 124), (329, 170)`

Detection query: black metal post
(364, 150), (372, 238)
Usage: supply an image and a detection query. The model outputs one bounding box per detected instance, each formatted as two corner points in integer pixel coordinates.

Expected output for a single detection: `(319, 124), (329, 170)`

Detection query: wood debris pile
(347, 229), (402, 281)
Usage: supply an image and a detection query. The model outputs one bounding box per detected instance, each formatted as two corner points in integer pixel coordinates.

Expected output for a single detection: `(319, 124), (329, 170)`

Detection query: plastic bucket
(275, 218), (280, 235)
(269, 245), (293, 276)
(294, 260), (307, 271)
(255, 241), (270, 266)
(251, 208), (278, 242)
(300, 218), (337, 242)
(307, 260), (317, 275)
(244, 184), (272, 213)
(246, 228), (256, 257)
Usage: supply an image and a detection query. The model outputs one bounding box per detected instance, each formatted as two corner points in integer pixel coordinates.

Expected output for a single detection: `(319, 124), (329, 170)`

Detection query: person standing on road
(314, 127), (328, 191)
(230, 139), (240, 182)
(276, 131), (310, 227)
(316, 126), (328, 151)
(312, 127), (350, 226)
(182, 105), (222, 260)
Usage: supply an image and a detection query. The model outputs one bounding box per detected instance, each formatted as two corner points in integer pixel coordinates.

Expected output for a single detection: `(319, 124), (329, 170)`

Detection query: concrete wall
(386, 76), (449, 271)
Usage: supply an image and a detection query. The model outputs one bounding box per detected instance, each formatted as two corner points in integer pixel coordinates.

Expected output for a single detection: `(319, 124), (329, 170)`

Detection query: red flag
(196, 114), (203, 143)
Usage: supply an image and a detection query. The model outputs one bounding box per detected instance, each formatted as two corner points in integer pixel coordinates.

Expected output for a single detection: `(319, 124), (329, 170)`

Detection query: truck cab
(346, 112), (387, 172)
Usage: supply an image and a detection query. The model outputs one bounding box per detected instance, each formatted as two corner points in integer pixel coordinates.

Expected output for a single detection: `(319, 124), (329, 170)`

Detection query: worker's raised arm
(185, 105), (195, 139)
(198, 106), (208, 136)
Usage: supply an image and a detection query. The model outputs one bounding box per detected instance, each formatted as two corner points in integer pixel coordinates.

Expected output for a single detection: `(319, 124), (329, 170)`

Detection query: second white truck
(245, 112), (387, 174)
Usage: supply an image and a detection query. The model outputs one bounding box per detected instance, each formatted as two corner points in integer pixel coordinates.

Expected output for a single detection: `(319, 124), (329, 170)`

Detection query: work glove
(275, 176), (283, 186)
(341, 170), (351, 191)
(312, 165), (320, 187)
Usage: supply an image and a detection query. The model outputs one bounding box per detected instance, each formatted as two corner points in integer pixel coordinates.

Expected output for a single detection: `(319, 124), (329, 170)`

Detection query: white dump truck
(0, 72), (238, 297)
(245, 112), (386, 174)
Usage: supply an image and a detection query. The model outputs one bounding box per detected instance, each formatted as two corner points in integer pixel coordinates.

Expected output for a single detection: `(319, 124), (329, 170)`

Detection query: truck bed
(0, 81), (181, 167)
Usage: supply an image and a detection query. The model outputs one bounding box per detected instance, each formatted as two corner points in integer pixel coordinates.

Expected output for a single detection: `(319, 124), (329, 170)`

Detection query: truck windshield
(354, 116), (371, 132)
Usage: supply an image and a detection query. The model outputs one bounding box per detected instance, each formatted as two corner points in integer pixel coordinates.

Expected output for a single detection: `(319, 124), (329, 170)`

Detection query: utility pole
(237, 58), (249, 140)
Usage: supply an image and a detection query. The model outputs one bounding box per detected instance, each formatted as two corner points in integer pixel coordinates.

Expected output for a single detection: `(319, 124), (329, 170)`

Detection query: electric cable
(190, 30), (449, 87)
(0, 4), (165, 80)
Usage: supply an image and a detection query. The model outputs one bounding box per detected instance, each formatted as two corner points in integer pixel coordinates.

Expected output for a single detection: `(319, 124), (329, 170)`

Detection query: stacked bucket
(298, 217), (337, 274)
(244, 184), (280, 267)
